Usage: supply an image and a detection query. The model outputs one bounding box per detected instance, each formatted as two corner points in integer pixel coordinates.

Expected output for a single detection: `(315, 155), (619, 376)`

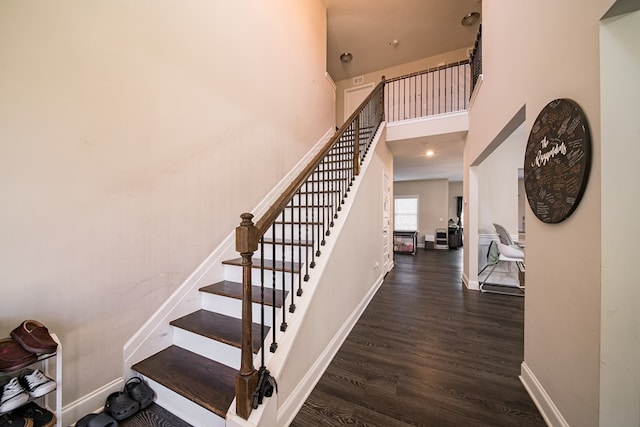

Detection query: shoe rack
(1, 333), (62, 427)
(43, 333), (62, 427)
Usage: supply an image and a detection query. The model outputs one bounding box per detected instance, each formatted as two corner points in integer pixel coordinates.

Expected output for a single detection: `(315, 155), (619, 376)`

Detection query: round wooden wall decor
(524, 98), (592, 224)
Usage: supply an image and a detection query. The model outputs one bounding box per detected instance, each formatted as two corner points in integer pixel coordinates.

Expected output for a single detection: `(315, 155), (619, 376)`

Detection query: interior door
(383, 172), (392, 273)
(344, 83), (374, 122)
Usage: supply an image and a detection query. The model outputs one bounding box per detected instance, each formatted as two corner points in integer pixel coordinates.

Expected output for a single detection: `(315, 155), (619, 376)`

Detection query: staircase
(126, 82), (384, 426)
(130, 252), (292, 425)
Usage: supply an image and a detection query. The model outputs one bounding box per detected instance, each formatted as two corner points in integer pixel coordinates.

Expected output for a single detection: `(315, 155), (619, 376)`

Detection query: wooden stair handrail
(253, 79), (384, 241)
(384, 59), (470, 84)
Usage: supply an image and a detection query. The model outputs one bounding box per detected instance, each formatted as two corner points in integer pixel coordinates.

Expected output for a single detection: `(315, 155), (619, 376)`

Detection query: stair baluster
(234, 80), (384, 419)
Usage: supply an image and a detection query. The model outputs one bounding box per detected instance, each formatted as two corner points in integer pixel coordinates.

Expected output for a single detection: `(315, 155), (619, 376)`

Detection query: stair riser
(283, 203), (346, 221)
(291, 192), (348, 206)
(311, 166), (355, 176)
(173, 327), (241, 370)
(255, 244), (312, 264)
(142, 376), (226, 427)
(224, 263), (301, 287)
(267, 222), (332, 241)
(201, 292), (280, 328)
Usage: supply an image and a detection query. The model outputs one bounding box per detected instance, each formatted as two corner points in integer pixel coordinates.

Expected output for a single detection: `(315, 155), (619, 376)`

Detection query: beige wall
(0, 0), (333, 407)
(600, 8), (640, 426)
(334, 48), (469, 126)
(394, 179), (449, 245)
(464, 0), (614, 425)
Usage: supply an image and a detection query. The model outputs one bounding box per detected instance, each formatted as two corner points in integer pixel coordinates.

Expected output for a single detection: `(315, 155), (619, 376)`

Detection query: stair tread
(170, 309), (265, 354)
(222, 257), (302, 273)
(132, 345), (236, 418)
(200, 280), (286, 307)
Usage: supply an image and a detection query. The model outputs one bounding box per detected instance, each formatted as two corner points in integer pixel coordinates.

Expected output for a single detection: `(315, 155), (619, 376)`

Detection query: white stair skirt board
(520, 362), (569, 427)
(143, 377), (225, 427)
(278, 274), (385, 426)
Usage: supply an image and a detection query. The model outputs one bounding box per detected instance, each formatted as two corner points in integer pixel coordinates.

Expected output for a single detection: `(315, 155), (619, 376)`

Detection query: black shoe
(0, 413), (33, 427)
(13, 402), (55, 427)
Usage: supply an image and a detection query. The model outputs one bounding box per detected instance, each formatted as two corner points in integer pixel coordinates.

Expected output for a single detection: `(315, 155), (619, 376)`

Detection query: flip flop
(76, 412), (118, 427)
(104, 391), (139, 421)
(124, 376), (154, 410)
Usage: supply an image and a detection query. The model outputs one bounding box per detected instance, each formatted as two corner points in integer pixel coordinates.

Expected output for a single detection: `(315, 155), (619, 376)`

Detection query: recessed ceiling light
(461, 12), (480, 26)
(426, 150), (435, 157)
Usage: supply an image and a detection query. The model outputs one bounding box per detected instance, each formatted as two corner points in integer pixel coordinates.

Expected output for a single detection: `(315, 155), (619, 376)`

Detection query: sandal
(124, 376), (154, 410)
(76, 412), (118, 427)
(104, 391), (139, 421)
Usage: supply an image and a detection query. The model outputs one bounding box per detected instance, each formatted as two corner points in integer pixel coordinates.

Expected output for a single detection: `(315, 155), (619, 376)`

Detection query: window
(394, 197), (418, 231)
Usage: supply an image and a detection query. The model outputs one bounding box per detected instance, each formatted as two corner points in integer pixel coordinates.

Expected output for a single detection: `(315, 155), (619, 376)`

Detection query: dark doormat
(118, 403), (193, 427)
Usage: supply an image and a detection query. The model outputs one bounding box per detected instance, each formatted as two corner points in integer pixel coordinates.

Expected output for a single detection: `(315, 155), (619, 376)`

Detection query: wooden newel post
(235, 212), (259, 419)
(353, 115), (360, 176)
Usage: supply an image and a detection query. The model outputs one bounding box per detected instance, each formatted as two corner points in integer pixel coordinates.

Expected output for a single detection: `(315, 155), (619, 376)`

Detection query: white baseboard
(520, 362), (569, 427)
(462, 273), (479, 290)
(277, 274), (385, 426)
(62, 378), (123, 426)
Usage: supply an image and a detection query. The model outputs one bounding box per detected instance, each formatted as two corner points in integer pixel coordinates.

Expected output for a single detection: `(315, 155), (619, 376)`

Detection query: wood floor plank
(291, 249), (544, 426)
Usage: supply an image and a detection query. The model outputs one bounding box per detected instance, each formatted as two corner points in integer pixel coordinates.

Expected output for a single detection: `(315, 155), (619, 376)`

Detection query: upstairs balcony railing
(384, 60), (471, 122)
(470, 24), (483, 92)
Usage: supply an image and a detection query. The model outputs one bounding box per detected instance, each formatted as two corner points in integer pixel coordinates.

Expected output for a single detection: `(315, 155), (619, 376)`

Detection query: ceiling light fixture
(461, 12), (480, 26)
(389, 39), (399, 47)
(340, 52), (353, 63)
(426, 150), (435, 157)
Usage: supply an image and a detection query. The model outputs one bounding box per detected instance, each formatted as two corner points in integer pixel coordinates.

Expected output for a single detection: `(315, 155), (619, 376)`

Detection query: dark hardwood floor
(291, 248), (545, 426)
(118, 403), (192, 427)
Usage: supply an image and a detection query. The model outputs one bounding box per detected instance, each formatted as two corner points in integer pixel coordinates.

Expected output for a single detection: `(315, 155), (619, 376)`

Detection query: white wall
(0, 0), (334, 408)
(600, 8), (640, 426)
(394, 179), (449, 246)
(476, 124), (526, 236)
(465, 0), (615, 425)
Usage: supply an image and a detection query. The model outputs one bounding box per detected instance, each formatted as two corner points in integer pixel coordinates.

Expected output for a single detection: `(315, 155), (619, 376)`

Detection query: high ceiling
(325, 0), (481, 82)
(324, 0), (481, 182)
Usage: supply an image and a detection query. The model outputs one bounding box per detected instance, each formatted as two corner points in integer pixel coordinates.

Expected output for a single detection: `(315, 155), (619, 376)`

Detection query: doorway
(344, 83), (374, 122)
